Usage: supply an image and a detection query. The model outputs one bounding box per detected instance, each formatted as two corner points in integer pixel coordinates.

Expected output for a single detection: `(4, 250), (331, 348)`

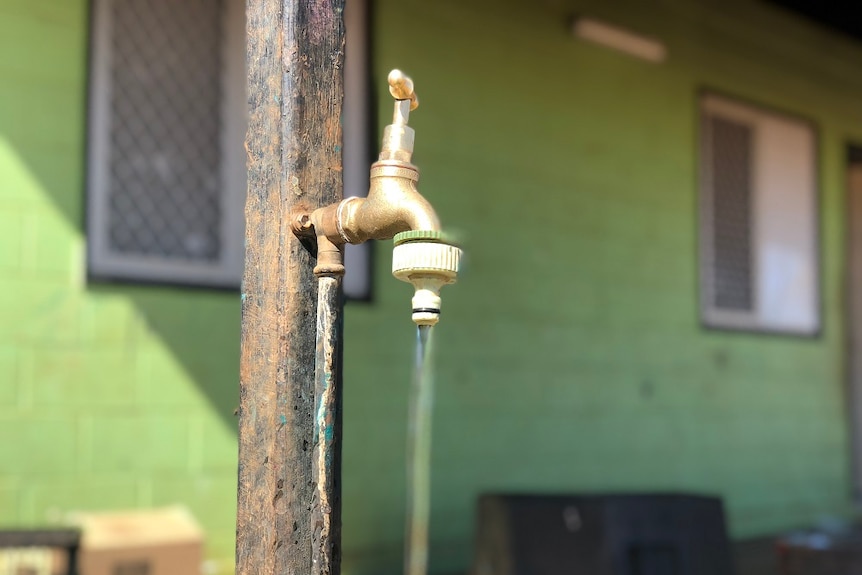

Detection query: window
(87, 0), (372, 298)
(699, 94), (819, 335)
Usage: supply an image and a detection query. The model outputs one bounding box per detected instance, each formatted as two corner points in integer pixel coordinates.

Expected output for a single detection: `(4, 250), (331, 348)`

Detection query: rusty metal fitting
(312, 234), (345, 278)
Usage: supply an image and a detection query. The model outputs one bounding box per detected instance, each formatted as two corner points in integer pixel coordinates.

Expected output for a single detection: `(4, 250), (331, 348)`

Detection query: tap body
(302, 71), (443, 276)
(312, 160), (440, 246)
(341, 163), (440, 241)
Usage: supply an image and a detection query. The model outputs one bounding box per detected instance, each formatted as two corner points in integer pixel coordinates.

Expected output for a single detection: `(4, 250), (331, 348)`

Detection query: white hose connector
(392, 231), (461, 326)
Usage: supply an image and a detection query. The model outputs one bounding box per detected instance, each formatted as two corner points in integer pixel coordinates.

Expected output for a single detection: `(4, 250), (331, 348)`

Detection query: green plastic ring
(393, 230), (450, 246)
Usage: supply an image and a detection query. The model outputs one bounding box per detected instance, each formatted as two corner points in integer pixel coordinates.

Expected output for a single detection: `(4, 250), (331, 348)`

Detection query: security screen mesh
(108, 0), (224, 261)
(707, 116), (754, 312)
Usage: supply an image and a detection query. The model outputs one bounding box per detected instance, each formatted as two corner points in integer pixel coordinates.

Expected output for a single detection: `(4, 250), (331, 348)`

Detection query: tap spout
(338, 164), (440, 243)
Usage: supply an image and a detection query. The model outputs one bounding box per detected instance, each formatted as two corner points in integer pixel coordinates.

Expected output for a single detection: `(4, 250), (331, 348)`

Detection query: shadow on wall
(90, 284), (242, 431)
(0, 130), (242, 434)
(0, 0), (245, 435)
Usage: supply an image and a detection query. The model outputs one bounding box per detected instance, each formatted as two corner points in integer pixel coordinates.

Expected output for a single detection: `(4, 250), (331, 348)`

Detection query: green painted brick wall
(0, 1), (240, 572)
(342, 0), (862, 572)
(1, 0), (862, 574)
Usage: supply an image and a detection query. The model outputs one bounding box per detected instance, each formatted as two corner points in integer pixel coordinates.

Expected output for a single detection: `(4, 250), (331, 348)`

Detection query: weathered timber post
(237, 1), (345, 574)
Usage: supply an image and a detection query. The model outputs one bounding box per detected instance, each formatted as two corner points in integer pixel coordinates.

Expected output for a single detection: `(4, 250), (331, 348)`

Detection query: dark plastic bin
(472, 493), (734, 575)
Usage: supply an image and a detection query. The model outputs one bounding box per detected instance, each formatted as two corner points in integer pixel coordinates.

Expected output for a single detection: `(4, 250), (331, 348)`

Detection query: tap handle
(388, 69), (419, 111)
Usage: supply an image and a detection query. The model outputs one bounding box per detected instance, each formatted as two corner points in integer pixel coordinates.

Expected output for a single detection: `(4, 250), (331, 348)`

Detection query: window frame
(86, 0), (374, 299)
(87, 0), (248, 288)
(698, 90), (822, 337)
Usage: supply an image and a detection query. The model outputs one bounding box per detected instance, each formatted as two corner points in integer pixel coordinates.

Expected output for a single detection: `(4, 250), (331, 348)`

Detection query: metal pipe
(312, 274), (344, 575)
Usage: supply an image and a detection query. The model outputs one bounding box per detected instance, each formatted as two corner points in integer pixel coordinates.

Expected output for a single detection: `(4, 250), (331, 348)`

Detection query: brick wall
(0, 2), (238, 572)
(341, 0), (862, 572)
(2, 0), (862, 574)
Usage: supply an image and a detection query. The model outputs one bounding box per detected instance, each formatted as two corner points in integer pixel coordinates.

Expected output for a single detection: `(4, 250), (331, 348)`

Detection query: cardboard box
(76, 507), (203, 575)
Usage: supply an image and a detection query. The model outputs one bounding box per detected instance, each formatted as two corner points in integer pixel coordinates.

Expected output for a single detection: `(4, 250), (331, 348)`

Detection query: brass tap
(296, 70), (440, 267)
(295, 70), (460, 325)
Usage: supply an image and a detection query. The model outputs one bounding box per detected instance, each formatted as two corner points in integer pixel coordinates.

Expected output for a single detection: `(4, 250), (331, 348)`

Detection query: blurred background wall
(2, 0), (861, 574)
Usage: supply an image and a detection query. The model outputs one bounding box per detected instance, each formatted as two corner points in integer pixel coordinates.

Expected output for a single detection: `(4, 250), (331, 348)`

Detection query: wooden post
(237, 1), (345, 574)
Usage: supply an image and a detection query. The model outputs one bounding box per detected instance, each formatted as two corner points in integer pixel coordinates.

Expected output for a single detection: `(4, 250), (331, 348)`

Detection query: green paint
(0, 0), (859, 574)
(0, 2), (238, 572)
(340, 0), (859, 573)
